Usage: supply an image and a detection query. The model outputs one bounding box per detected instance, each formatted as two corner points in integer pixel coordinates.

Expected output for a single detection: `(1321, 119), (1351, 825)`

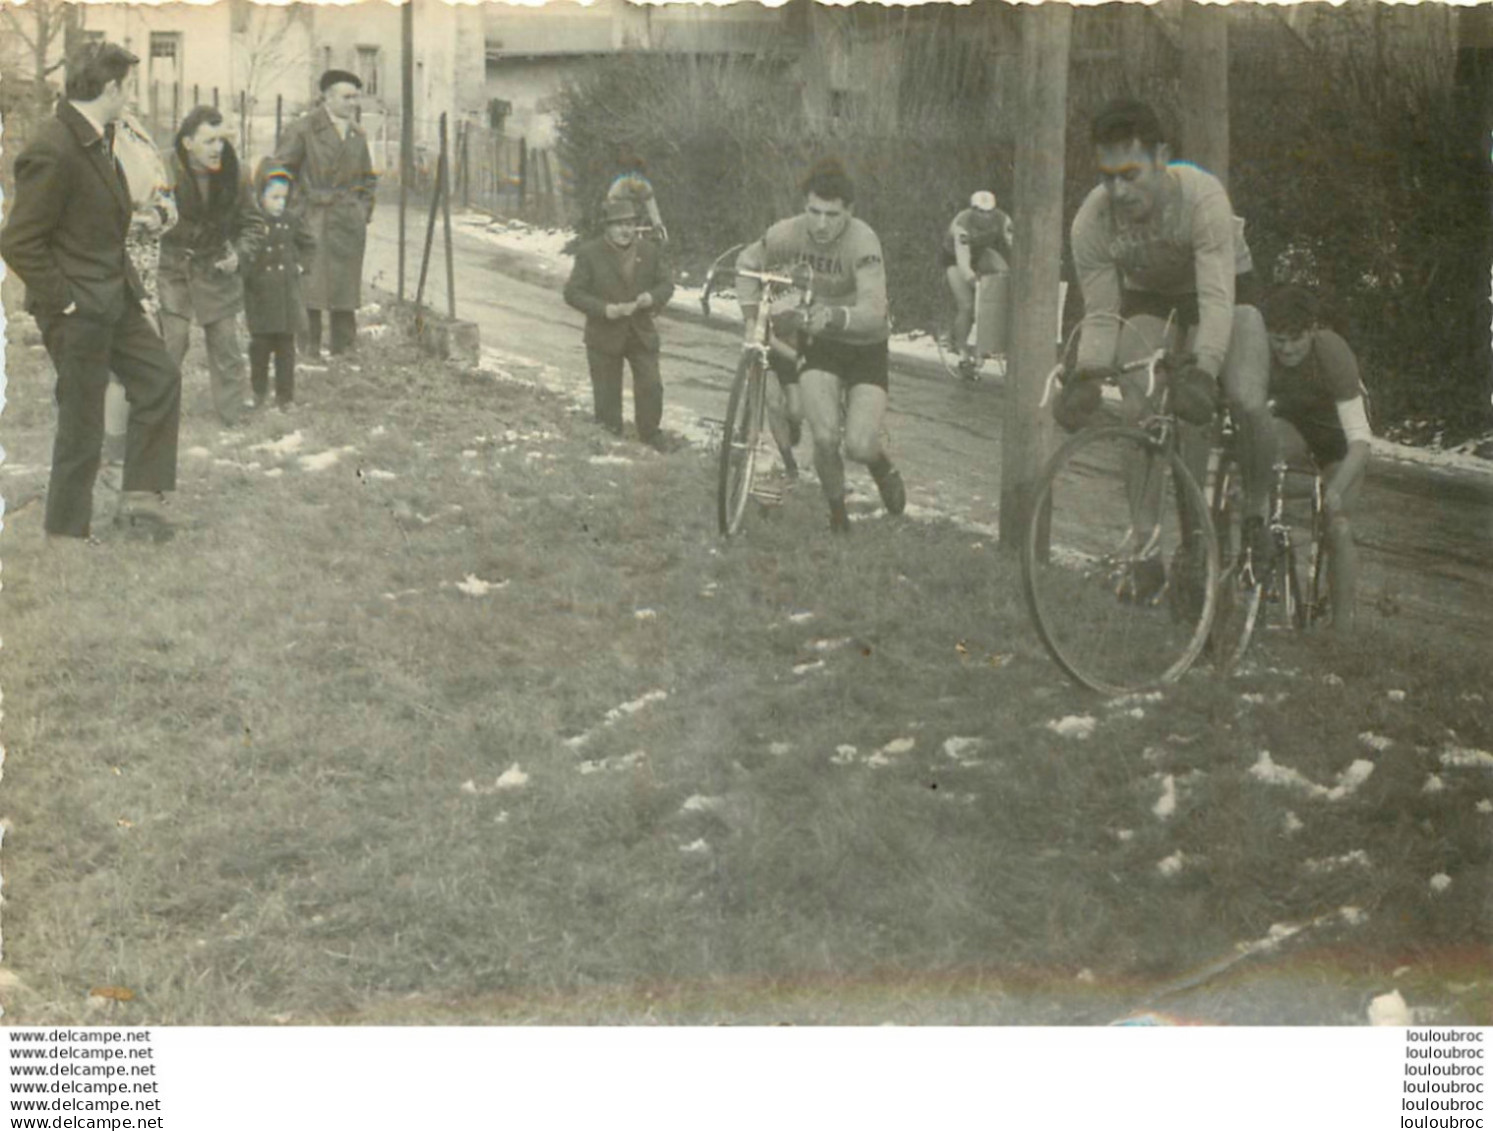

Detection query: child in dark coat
(244, 161), (316, 410)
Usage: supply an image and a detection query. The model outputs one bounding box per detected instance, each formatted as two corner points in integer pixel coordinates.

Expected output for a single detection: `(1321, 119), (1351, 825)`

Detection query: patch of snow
(830, 745), (858, 766)
(588, 455), (635, 466)
(1441, 746), (1493, 770)
(1477, 800), (1493, 814)
(633, 608), (658, 621)
(1358, 732), (1394, 752)
(1429, 873), (1453, 893)
(1115, 829), (1135, 842)
(1156, 852), (1186, 876)
(1248, 751), (1374, 801)
(768, 741), (792, 757)
(1340, 906), (1368, 926)
(681, 795), (724, 814)
(1047, 714), (1097, 740)
(264, 468), (284, 479)
(1152, 775), (1177, 820)
(1284, 811), (1304, 834)
(299, 446), (356, 472)
(792, 659), (826, 676)
(878, 737), (915, 757)
(186, 446), (212, 459)
(1304, 850), (1371, 873)
(679, 839), (710, 854)
(1368, 990), (1412, 1026)
(1386, 689), (1408, 702)
(455, 574), (509, 597)
(811, 637), (854, 653)
(942, 736), (985, 761)
(494, 764), (529, 791)
(1423, 775), (1446, 794)
(250, 431), (305, 456)
(787, 611), (816, 624)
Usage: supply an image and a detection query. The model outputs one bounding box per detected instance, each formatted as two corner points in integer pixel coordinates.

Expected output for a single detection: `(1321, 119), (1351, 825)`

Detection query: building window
(356, 45), (380, 97)
(149, 31), (183, 91)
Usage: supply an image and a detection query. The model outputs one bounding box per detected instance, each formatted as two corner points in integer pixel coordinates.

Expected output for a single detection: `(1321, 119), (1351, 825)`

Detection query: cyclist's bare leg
(1318, 455), (1364, 632)
(946, 265), (976, 357)
(799, 367), (847, 504)
(1220, 304), (1275, 521)
(842, 383), (889, 467)
(1112, 313), (1171, 555)
(764, 377), (804, 475)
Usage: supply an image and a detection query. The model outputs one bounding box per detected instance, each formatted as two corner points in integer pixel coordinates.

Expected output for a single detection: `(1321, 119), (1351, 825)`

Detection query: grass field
(1, 307), (1489, 1026)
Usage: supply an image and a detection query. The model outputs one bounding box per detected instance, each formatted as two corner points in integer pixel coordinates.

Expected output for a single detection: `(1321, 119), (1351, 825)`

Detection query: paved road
(364, 210), (1493, 647)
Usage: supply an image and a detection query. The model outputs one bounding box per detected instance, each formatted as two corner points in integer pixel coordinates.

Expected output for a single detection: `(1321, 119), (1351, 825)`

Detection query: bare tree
(1, 0), (81, 103)
(230, 0), (312, 158)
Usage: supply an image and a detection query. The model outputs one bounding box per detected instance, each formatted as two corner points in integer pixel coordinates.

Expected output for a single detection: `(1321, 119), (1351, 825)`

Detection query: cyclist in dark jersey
(736, 159), (906, 533)
(1262, 285), (1372, 632)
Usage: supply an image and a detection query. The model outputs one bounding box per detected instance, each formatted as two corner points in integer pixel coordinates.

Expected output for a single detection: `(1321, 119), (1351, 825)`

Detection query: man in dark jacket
(158, 105), (266, 426)
(0, 41), (183, 541)
(274, 69), (377, 362)
(562, 199), (675, 448)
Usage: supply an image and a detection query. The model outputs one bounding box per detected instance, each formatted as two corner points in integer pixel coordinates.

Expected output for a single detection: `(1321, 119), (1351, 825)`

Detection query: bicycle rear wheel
(1023, 425), (1219, 695)
(717, 353), (768, 536)
(1209, 454), (1264, 675)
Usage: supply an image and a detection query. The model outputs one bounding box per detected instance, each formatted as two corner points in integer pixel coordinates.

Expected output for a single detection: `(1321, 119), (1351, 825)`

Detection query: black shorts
(938, 247), (1009, 274)
(798, 336), (890, 392)
(1120, 270), (1261, 328)
(1278, 411), (1348, 467)
(767, 349), (800, 387)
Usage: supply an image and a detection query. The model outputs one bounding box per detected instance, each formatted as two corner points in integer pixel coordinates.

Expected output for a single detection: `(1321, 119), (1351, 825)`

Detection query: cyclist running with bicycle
(1261, 284), (1372, 632)
(735, 158), (907, 534)
(1057, 98), (1275, 599)
(942, 190), (1013, 379)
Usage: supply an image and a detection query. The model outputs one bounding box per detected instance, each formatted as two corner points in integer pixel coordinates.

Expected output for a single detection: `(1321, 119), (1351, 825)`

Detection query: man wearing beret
(563, 198), (675, 449)
(274, 69), (377, 363)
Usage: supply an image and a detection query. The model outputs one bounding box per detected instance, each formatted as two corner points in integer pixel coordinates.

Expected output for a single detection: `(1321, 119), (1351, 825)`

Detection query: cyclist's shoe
(1172, 364), (1219, 426)
(828, 498), (851, 535)
(779, 446), (800, 479)
(1118, 555), (1167, 607)
(1053, 371), (1107, 432)
(1242, 515), (1274, 573)
(957, 355), (979, 382)
(873, 466), (907, 516)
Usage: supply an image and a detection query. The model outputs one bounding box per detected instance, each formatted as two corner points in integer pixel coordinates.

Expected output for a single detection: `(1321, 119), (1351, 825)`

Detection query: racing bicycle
(701, 244), (814, 537)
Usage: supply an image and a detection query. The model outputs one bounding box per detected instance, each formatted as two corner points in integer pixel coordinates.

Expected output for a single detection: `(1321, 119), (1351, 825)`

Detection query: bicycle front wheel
(1023, 425), (1220, 695)
(717, 352), (768, 536)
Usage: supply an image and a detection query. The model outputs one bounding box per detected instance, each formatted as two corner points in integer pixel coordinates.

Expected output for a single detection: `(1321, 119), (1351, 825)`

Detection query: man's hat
(970, 190), (997, 212)
(319, 69), (363, 93)
(602, 199), (638, 223)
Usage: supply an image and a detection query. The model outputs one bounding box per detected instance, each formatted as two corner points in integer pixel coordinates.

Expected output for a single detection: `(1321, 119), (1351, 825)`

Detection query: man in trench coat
(274, 69), (377, 361)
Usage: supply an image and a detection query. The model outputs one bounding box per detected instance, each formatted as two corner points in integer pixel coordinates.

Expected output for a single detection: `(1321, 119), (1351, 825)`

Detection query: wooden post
(518, 136), (528, 213)
(213, 86), (219, 109)
(275, 93), (283, 150)
(460, 120), (470, 210)
(399, 0), (415, 301)
(440, 113), (456, 319)
(173, 81), (180, 125)
(193, 83), (199, 107)
(1179, 2), (1229, 184)
(415, 142), (445, 309)
(999, 2), (1072, 554)
(239, 89), (248, 155)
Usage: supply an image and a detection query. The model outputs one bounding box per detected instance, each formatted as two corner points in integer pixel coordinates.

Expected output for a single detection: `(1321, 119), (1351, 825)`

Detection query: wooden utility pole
(999, 2), (1072, 553)
(1178, 2), (1229, 183)
(398, 0), (415, 301)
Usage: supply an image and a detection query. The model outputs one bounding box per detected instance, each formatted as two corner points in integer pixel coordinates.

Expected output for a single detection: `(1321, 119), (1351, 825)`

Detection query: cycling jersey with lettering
(1072, 162), (1253, 378)
(943, 207), (1012, 263)
(736, 215), (889, 346)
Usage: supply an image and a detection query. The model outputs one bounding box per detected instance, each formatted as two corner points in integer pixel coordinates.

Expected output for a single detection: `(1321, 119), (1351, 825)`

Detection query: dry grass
(0, 309), (1488, 1026)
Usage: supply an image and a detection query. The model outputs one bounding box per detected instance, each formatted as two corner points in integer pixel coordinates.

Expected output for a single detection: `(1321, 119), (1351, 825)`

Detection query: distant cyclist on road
(1058, 98), (1274, 597)
(736, 158), (906, 534)
(1262, 284), (1372, 632)
(941, 190), (1013, 379)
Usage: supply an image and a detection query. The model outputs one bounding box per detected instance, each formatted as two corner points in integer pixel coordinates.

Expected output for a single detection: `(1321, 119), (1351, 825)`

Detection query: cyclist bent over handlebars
(1057, 98), (1275, 597)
